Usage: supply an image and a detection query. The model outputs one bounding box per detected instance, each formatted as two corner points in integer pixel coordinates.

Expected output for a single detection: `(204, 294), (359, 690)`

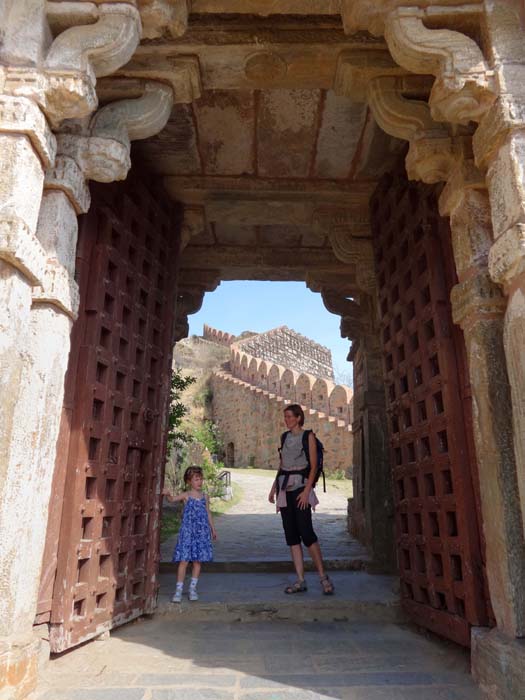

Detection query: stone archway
(1, 4), (525, 699)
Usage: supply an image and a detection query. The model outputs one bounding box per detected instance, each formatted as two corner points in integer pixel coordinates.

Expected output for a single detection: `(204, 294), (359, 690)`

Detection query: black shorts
(279, 488), (318, 547)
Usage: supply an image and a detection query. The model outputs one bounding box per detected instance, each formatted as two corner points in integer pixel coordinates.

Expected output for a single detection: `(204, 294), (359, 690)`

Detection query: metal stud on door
(371, 172), (489, 646)
(49, 178), (178, 652)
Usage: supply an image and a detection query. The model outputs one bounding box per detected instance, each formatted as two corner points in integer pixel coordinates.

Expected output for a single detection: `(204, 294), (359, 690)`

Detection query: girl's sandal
(320, 575), (335, 595)
(284, 580), (307, 594)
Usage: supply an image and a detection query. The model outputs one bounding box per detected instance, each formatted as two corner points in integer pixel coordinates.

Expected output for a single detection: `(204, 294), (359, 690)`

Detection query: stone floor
(33, 471), (483, 700)
(35, 615), (482, 700)
(161, 470), (368, 564)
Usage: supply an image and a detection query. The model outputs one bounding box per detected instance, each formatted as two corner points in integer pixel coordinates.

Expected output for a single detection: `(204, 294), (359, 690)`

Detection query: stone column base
(0, 638), (40, 700)
(472, 627), (525, 700)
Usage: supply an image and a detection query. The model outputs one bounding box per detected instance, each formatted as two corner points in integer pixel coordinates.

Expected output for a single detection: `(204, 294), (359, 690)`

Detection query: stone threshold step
(159, 557), (369, 574)
(156, 571), (402, 624)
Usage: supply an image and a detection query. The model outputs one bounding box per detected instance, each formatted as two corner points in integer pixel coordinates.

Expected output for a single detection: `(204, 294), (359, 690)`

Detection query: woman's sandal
(320, 574), (335, 595)
(284, 580), (307, 594)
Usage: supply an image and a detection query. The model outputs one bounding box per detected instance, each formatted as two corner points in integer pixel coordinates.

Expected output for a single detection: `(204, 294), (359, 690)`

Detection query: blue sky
(188, 281), (353, 385)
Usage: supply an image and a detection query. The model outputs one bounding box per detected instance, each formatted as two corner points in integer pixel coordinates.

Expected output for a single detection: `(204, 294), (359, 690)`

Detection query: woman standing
(268, 404), (335, 595)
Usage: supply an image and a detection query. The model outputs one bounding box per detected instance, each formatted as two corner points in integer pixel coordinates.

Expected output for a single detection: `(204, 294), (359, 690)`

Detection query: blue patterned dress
(173, 495), (213, 562)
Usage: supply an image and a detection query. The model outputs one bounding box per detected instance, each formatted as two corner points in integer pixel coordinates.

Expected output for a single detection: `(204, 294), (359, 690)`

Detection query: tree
(166, 368), (196, 452)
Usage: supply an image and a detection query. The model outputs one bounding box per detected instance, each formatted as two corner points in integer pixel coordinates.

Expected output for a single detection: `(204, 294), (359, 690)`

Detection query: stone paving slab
(155, 571), (401, 623)
(161, 471), (366, 565)
(34, 619), (482, 700)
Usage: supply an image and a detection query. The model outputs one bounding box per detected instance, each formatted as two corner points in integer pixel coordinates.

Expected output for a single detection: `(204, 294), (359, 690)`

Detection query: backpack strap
(301, 429), (312, 467)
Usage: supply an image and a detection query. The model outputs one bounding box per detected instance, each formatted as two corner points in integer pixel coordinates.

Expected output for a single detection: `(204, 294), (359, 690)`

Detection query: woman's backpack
(279, 429), (326, 492)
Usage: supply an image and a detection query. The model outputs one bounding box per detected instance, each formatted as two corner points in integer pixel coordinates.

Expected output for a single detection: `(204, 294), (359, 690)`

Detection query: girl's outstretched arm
(161, 488), (187, 503)
(205, 494), (217, 540)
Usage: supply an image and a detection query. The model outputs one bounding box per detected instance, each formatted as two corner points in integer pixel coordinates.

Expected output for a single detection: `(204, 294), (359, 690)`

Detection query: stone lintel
(164, 176), (376, 203)
(180, 246), (346, 273)
(131, 33), (382, 91)
(191, 0), (341, 13)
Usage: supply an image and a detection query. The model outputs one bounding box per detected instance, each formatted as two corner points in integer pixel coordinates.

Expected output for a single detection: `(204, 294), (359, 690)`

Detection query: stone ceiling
(124, 12), (404, 292)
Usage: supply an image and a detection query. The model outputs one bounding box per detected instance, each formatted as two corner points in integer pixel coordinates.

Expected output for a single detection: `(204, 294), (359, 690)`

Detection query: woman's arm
(268, 444), (283, 503)
(205, 495), (217, 540)
(297, 432), (317, 509)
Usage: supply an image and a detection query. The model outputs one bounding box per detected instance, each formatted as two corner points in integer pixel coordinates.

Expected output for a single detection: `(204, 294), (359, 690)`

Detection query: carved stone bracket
(45, 3), (142, 81)
(91, 81), (174, 147)
(384, 6), (496, 125)
(180, 207), (207, 250)
(366, 77), (460, 184)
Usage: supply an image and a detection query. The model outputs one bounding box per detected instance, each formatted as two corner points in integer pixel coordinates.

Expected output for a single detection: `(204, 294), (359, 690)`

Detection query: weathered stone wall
(235, 326), (334, 380)
(211, 370), (353, 473)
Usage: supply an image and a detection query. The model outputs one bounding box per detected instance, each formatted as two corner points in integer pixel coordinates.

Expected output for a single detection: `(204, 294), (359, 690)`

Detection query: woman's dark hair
(183, 466), (203, 484)
(284, 403), (305, 426)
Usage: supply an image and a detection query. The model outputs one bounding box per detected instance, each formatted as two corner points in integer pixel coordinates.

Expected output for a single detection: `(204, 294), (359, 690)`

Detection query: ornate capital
(489, 224), (525, 289)
(384, 6), (496, 125)
(56, 133), (131, 183)
(45, 3), (141, 81)
(138, 0), (189, 39)
(451, 273), (507, 331)
(44, 155), (91, 214)
(0, 217), (47, 286)
(473, 94), (525, 170)
(31, 262), (80, 319)
(0, 95), (57, 168)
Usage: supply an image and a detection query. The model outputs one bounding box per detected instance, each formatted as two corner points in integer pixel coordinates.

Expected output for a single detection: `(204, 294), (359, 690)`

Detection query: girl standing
(268, 404), (334, 595)
(163, 466), (217, 602)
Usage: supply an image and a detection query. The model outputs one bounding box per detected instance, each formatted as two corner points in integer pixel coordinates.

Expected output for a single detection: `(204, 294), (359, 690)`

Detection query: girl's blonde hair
(183, 466), (203, 485)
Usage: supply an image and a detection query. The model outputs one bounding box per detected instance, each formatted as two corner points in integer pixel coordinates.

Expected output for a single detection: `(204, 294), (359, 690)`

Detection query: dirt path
(161, 470), (367, 563)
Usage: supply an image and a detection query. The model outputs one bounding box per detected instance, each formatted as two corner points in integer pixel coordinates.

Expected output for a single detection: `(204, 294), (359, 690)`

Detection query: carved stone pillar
(0, 6), (141, 696)
(321, 283), (396, 572)
(440, 173), (525, 640)
(468, 3), (525, 695)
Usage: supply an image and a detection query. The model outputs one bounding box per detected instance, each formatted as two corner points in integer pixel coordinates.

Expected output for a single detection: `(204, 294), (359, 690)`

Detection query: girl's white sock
(175, 581), (183, 591)
(189, 577), (198, 590)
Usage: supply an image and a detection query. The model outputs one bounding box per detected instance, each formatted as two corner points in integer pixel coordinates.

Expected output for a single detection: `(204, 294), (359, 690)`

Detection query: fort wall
(211, 369), (353, 473)
(203, 323), (236, 347)
(235, 326), (334, 380)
